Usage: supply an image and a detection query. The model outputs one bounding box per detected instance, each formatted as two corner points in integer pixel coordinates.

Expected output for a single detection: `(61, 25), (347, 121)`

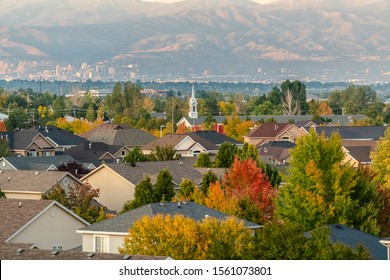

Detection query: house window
(45, 151), (51, 156)
(121, 150), (126, 156)
(281, 136), (290, 141)
(28, 151), (37, 157)
(2, 161), (5, 167)
(52, 245), (63, 251)
(94, 236), (109, 253)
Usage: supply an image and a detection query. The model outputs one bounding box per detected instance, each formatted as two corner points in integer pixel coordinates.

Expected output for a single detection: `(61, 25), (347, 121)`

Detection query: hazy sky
(142, 0), (278, 3)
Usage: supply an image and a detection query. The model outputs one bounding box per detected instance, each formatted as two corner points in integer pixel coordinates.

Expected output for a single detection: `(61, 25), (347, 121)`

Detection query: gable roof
(311, 126), (386, 140)
(186, 131), (242, 146)
(0, 199), (89, 243)
(0, 170), (80, 194)
(141, 134), (188, 151)
(78, 201), (260, 234)
(247, 123), (292, 138)
(343, 146), (372, 164)
(23, 126), (87, 146)
(79, 124), (156, 147)
(63, 141), (123, 162)
(0, 155), (76, 171)
(326, 224), (387, 260)
(82, 158), (203, 187)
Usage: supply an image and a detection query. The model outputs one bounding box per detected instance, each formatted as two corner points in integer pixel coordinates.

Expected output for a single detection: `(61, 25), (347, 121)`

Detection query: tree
(119, 214), (255, 260)
(0, 187), (6, 198)
(42, 183), (70, 208)
(316, 101), (333, 115)
(201, 170), (218, 195)
(154, 169), (175, 202)
(281, 80), (308, 114)
(195, 152), (212, 167)
(56, 161), (90, 178)
(276, 129), (381, 235)
(214, 142), (238, 168)
(371, 126), (390, 190)
(282, 89), (301, 115)
(223, 157), (276, 223)
(0, 139), (10, 158)
(149, 145), (179, 161)
(122, 176), (155, 212)
(67, 182), (100, 223)
(124, 147), (149, 163)
(178, 178), (195, 199)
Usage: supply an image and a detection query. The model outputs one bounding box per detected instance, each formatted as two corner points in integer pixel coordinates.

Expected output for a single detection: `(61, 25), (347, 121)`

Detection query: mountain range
(0, 0), (389, 82)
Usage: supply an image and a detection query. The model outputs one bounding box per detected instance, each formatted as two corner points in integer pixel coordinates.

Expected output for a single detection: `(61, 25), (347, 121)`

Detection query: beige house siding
(3, 191), (42, 200)
(80, 233), (125, 254)
(0, 159), (16, 170)
(7, 204), (86, 250)
(81, 167), (135, 213)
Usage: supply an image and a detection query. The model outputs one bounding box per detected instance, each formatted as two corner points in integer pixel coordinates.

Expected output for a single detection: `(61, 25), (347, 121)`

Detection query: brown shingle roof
(247, 123), (291, 138)
(141, 134), (187, 151)
(0, 170), (74, 193)
(0, 242), (170, 260)
(0, 199), (53, 242)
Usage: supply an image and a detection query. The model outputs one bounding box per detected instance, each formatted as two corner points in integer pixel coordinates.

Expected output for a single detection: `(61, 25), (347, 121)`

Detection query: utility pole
(172, 98), (174, 134)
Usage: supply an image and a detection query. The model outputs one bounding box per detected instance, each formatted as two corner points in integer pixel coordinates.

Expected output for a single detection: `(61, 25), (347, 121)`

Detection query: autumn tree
(154, 168), (175, 202)
(223, 157), (276, 223)
(119, 214), (255, 260)
(276, 129), (381, 235)
(57, 160), (90, 178)
(316, 101), (333, 115)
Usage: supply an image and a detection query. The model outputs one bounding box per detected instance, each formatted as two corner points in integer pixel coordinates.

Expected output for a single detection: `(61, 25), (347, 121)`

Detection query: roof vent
(130, 162), (136, 167)
(123, 255), (132, 260)
(51, 250), (59, 256)
(35, 171), (39, 175)
(89, 142), (92, 149)
(18, 201), (22, 208)
(178, 202), (181, 208)
(179, 161), (182, 166)
(87, 252), (95, 258)
(16, 248), (24, 254)
(8, 176), (11, 181)
(159, 202), (165, 206)
(204, 215), (209, 218)
(182, 201), (187, 205)
(335, 225), (343, 229)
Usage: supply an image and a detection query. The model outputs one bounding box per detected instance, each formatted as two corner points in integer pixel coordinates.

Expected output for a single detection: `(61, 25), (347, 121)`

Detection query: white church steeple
(188, 84), (198, 119)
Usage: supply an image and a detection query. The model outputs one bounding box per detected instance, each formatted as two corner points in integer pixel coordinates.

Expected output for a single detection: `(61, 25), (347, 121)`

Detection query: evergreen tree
(178, 178), (195, 199)
(201, 170), (218, 195)
(214, 142), (238, 168)
(195, 152), (212, 167)
(124, 147), (149, 163)
(154, 169), (175, 202)
(122, 176), (154, 212)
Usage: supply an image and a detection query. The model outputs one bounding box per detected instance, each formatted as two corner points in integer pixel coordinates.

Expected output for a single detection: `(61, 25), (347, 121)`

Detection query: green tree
(154, 169), (175, 202)
(276, 129), (381, 235)
(371, 126), (390, 190)
(214, 142), (238, 168)
(0, 187), (6, 198)
(67, 183), (100, 223)
(124, 147), (150, 163)
(149, 145), (179, 161)
(195, 153), (212, 167)
(281, 80), (308, 115)
(122, 176), (155, 212)
(201, 170), (218, 195)
(42, 183), (70, 208)
(178, 178), (195, 199)
(0, 139), (10, 157)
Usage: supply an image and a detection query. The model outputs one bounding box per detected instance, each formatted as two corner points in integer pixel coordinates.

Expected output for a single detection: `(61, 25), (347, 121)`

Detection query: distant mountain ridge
(0, 0), (389, 82)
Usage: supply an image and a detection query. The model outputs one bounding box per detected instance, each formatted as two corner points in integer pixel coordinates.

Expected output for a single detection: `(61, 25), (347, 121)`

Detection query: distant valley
(0, 0), (389, 82)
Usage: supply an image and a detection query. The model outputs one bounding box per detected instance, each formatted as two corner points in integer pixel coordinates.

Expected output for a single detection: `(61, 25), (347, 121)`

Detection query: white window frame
(52, 245), (63, 251)
(94, 235), (109, 253)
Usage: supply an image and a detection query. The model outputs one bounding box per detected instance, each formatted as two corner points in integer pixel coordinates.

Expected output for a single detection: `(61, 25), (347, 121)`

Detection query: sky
(142, 0), (278, 3)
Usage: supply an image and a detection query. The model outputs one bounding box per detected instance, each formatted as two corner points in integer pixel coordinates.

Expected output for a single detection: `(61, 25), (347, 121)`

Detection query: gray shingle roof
(63, 142), (122, 161)
(312, 126), (386, 140)
(1, 155), (76, 171)
(78, 201), (260, 234)
(104, 158), (203, 187)
(326, 224), (387, 260)
(80, 124), (156, 147)
(24, 126), (87, 146)
(187, 131), (242, 146)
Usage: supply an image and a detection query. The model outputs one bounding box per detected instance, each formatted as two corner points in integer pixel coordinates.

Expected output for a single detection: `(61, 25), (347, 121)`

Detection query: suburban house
(0, 132), (57, 157)
(63, 141), (130, 164)
(77, 201), (261, 254)
(258, 141), (295, 166)
(0, 199), (89, 251)
(342, 141), (376, 167)
(303, 126), (386, 141)
(177, 115), (367, 131)
(187, 130), (243, 147)
(0, 170), (83, 200)
(80, 159), (203, 213)
(0, 154), (78, 171)
(243, 123), (305, 147)
(79, 123), (156, 148)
